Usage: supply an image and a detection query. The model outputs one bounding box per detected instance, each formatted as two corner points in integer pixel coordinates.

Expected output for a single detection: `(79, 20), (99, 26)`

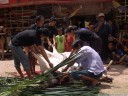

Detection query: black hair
(65, 27), (74, 33)
(49, 16), (56, 22)
(124, 44), (128, 48)
(123, 34), (128, 39)
(35, 15), (44, 23)
(88, 22), (94, 26)
(36, 28), (49, 37)
(108, 41), (117, 46)
(72, 39), (83, 49)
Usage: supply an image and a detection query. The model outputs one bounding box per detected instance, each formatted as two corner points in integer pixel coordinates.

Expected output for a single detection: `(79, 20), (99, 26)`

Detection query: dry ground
(0, 60), (128, 95)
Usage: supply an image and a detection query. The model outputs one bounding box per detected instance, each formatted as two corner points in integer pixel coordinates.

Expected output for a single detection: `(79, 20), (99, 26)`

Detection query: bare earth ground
(0, 60), (128, 95)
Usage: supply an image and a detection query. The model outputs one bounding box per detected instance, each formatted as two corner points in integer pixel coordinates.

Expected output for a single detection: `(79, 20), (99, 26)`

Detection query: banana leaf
(0, 50), (84, 96)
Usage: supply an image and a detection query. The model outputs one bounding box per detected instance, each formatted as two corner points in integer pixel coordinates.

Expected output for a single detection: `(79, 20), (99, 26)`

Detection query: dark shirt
(76, 30), (102, 53)
(95, 21), (112, 38)
(44, 23), (57, 39)
(11, 30), (41, 47)
(28, 24), (41, 30)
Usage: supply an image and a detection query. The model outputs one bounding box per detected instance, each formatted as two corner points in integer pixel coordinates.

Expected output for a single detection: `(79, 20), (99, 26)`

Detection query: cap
(98, 13), (105, 17)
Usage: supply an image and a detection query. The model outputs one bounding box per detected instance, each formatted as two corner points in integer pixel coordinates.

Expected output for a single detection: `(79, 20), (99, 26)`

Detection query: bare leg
(0, 39), (5, 60)
(79, 75), (98, 86)
(25, 70), (33, 80)
(16, 67), (25, 80)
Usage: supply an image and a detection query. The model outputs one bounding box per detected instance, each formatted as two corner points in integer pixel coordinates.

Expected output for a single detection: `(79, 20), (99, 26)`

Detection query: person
(108, 20), (118, 38)
(74, 28), (102, 54)
(115, 45), (128, 66)
(95, 13), (112, 62)
(88, 22), (95, 32)
(108, 41), (117, 61)
(27, 15), (45, 75)
(62, 39), (105, 87)
(10, 28), (53, 80)
(122, 34), (128, 46)
(55, 27), (65, 53)
(28, 15), (45, 30)
(0, 26), (6, 60)
(44, 16), (57, 52)
(65, 27), (75, 52)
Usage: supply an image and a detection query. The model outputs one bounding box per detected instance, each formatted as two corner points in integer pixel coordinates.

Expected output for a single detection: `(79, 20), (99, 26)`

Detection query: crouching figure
(62, 39), (105, 87)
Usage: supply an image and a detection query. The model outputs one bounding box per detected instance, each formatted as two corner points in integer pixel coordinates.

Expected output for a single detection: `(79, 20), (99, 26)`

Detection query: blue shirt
(95, 21), (112, 38)
(76, 46), (105, 75)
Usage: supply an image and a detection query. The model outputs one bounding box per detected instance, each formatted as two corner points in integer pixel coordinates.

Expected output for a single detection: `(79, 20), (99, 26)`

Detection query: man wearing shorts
(10, 28), (53, 80)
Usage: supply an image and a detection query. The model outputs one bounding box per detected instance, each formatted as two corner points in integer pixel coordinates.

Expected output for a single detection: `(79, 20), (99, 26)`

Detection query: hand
(99, 21), (104, 27)
(49, 62), (54, 68)
(62, 67), (68, 72)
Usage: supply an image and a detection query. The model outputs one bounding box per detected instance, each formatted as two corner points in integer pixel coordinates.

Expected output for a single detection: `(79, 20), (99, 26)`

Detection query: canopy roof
(0, 0), (112, 8)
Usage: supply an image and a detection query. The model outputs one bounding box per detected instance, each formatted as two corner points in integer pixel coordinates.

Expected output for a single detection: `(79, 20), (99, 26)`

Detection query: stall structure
(0, 0), (113, 33)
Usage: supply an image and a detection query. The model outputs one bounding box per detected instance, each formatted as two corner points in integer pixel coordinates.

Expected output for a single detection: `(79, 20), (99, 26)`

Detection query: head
(98, 13), (105, 22)
(35, 15), (45, 27)
(122, 34), (128, 45)
(36, 28), (49, 38)
(57, 27), (63, 36)
(108, 41), (116, 51)
(65, 27), (74, 35)
(72, 39), (83, 50)
(49, 16), (57, 26)
(124, 45), (128, 53)
(74, 29), (94, 42)
(88, 23), (95, 32)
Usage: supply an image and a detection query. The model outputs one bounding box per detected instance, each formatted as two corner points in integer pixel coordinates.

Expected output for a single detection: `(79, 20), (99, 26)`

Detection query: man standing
(28, 15), (45, 30)
(95, 13), (112, 62)
(44, 17), (57, 52)
(10, 28), (53, 80)
(27, 15), (45, 75)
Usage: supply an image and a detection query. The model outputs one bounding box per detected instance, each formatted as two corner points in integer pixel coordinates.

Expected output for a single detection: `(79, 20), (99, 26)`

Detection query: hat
(50, 16), (56, 22)
(98, 13), (105, 17)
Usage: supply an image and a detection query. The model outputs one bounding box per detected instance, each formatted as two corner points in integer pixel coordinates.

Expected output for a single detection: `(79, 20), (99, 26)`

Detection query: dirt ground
(0, 60), (128, 95)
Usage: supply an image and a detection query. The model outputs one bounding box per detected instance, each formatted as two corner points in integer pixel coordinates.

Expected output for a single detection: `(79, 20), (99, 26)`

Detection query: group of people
(1, 12), (128, 88)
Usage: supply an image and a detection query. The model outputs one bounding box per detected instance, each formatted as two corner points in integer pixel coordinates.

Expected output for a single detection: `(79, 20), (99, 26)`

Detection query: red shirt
(65, 35), (74, 52)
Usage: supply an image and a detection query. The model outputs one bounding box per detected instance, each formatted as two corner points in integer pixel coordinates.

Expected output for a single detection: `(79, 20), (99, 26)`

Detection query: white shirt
(76, 46), (105, 75)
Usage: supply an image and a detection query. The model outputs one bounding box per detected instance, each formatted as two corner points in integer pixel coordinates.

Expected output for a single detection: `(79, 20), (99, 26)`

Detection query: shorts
(71, 69), (102, 80)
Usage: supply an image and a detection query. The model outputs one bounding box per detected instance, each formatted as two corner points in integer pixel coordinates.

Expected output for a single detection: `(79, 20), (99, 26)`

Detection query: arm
(47, 37), (52, 46)
(95, 22), (104, 32)
(53, 35), (56, 46)
(114, 54), (126, 64)
(36, 45), (53, 68)
(62, 61), (76, 72)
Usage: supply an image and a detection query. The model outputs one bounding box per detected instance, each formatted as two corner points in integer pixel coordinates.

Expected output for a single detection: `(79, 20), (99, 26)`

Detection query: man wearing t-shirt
(44, 17), (57, 52)
(28, 15), (44, 30)
(10, 28), (53, 80)
(27, 15), (45, 75)
(62, 40), (105, 87)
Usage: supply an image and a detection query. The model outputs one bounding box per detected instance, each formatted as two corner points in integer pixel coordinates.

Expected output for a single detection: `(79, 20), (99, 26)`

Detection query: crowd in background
(0, 13), (128, 67)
